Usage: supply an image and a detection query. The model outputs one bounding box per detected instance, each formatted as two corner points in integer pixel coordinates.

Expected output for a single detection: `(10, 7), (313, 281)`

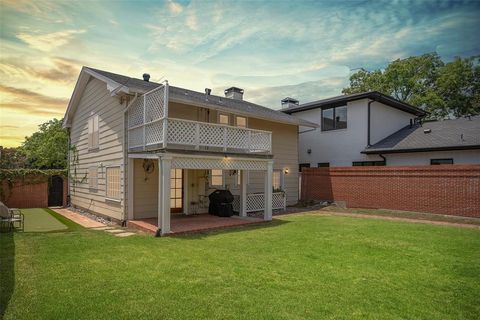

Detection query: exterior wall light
(284, 168), (289, 175)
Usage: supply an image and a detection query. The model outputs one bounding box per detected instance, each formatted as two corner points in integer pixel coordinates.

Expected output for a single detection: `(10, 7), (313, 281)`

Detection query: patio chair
(0, 202), (24, 232)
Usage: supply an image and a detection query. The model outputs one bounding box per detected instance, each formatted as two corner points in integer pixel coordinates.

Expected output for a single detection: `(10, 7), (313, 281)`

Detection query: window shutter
(88, 117), (93, 149)
(93, 115), (99, 149)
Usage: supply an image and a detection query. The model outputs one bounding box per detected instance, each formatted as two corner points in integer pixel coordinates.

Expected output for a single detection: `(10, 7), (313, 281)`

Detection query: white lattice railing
(127, 83), (272, 153)
(127, 83), (168, 149)
(232, 192), (286, 213)
(167, 118), (271, 153)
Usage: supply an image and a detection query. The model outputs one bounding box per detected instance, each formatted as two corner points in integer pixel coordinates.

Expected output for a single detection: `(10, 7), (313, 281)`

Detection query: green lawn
(1, 212), (479, 319)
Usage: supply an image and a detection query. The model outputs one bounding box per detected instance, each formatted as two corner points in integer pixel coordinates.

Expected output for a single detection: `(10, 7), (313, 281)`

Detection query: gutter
(362, 144), (480, 154)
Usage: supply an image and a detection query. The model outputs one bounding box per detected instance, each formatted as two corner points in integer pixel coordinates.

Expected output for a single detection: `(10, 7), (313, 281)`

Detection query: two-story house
(282, 92), (480, 168)
(63, 67), (316, 235)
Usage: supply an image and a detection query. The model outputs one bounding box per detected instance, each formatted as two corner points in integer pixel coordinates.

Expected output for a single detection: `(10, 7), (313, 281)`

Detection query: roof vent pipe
(205, 88), (211, 95)
(143, 73), (150, 82)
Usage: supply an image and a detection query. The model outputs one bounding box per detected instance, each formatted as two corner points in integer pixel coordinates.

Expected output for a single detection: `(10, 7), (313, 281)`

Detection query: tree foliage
(19, 118), (68, 169)
(343, 53), (480, 119)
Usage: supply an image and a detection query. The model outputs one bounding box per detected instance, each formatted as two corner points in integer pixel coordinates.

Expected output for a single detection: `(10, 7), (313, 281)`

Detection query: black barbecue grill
(208, 189), (234, 217)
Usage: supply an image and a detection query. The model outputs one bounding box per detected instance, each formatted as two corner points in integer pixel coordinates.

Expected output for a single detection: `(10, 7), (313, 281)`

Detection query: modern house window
(430, 158), (453, 165)
(321, 105), (347, 131)
(273, 170), (283, 190)
(219, 114), (229, 125)
(88, 114), (99, 150)
(88, 166), (98, 189)
(106, 166), (121, 200)
(318, 162), (330, 167)
(235, 116), (247, 128)
(210, 169), (224, 187)
(352, 161), (386, 166)
(299, 163), (310, 172)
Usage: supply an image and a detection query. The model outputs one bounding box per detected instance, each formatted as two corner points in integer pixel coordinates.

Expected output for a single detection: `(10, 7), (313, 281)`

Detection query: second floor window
(235, 116), (247, 128)
(322, 105), (347, 131)
(88, 114), (99, 150)
(219, 114), (229, 125)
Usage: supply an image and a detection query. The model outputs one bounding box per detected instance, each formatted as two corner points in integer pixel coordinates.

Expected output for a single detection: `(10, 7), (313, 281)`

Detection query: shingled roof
(84, 67), (317, 128)
(362, 116), (480, 154)
(282, 91), (426, 116)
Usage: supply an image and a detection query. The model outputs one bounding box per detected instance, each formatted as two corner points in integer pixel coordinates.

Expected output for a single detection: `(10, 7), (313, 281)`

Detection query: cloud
(16, 29), (86, 52)
(0, 56), (83, 84)
(0, 84), (68, 116)
(167, 0), (183, 15)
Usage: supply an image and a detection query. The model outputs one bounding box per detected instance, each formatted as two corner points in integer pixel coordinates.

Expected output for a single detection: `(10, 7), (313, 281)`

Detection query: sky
(0, 0), (479, 147)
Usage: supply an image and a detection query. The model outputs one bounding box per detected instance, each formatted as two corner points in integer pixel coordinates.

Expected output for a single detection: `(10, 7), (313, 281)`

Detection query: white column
(239, 170), (247, 217)
(158, 155), (172, 235)
(127, 158), (134, 220)
(264, 161), (273, 221)
(183, 169), (189, 215)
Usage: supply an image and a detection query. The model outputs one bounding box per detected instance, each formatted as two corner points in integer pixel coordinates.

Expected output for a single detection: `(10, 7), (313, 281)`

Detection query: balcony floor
(128, 213), (264, 236)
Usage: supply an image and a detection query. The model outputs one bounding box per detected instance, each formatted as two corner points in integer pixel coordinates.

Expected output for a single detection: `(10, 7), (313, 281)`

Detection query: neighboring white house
(282, 92), (480, 168)
(63, 67), (316, 235)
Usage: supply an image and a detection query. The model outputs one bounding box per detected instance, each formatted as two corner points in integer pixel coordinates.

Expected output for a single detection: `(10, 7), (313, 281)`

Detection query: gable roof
(362, 116), (480, 154)
(63, 67), (317, 128)
(281, 91), (426, 117)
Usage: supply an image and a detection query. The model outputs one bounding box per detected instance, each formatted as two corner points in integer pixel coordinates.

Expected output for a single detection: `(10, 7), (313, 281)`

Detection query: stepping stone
(115, 232), (136, 237)
(105, 229), (125, 234)
(90, 226), (114, 230)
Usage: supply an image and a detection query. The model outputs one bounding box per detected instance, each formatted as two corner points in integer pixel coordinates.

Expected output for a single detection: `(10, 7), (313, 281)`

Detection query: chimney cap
(142, 73), (150, 82)
(224, 87), (244, 95)
(281, 97), (299, 105)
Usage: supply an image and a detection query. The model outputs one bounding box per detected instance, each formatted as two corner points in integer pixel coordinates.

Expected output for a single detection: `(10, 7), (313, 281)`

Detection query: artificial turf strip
(1, 213), (479, 319)
(21, 208), (68, 232)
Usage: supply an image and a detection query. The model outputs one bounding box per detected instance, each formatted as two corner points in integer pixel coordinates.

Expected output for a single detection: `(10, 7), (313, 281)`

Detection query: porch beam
(264, 161), (273, 221)
(239, 170), (248, 217)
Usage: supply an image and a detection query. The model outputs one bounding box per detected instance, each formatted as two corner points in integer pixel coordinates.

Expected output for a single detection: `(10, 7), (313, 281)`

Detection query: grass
(21, 208), (68, 232)
(1, 212), (479, 319)
(320, 206), (480, 226)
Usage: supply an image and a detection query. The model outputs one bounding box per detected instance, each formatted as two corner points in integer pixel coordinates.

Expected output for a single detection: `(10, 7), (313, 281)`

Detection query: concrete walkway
(52, 208), (136, 237)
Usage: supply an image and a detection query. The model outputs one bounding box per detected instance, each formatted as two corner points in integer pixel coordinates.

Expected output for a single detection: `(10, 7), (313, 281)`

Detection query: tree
(343, 53), (480, 119)
(19, 118), (68, 169)
(0, 147), (28, 169)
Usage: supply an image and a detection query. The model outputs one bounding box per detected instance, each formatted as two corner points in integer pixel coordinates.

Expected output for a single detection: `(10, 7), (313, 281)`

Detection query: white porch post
(158, 155), (172, 235)
(239, 170), (248, 217)
(264, 161), (273, 221)
(127, 158), (134, 220)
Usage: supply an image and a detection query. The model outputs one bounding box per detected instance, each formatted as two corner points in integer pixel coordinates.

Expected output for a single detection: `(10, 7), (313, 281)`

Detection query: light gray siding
(69, 77), (125, 220)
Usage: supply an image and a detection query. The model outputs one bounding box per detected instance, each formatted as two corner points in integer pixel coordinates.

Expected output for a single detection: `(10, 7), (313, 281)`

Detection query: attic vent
(424, 128), (431, 134)
(143, 73), (150, 82)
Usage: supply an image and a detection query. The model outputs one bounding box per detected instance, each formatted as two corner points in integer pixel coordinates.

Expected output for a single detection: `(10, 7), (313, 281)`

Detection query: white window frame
(218, 113), (230, 126)
(88, 166), (98, 190)
(273, 170), (284, 190)
(88, 114), (99, 150)
(105, 165), (121, 201)
(235, 116), (247, 128)
(210, 169), (224, 188)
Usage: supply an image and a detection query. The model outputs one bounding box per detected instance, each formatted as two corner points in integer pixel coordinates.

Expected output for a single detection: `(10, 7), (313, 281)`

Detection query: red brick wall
(1, 175), (68, 208)
(301, 165), (480, 217)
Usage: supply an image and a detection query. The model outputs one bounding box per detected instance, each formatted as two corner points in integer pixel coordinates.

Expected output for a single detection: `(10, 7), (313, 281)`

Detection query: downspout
(66, 127), (71, 207)
(379, 154), (386, 165)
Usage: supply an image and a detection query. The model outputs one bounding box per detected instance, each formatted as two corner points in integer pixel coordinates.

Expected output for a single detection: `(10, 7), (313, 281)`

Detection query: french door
(170, 169), (183, 213)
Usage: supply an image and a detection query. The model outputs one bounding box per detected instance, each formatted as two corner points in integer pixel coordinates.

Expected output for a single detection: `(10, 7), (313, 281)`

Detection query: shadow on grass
(172, 218), (291, 240)
(0, 231), (14, 317)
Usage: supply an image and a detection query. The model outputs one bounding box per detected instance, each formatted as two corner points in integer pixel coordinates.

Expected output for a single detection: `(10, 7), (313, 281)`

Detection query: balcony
(127, 83), (272, 154)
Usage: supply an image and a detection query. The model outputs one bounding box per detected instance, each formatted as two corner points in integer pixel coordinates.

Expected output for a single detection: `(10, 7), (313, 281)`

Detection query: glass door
(170, 169), (183, 213)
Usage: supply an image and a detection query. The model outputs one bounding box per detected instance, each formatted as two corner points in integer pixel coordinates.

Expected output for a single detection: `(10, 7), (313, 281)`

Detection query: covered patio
(128, 214), (264, 236)
(127, 152), (274, 236)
